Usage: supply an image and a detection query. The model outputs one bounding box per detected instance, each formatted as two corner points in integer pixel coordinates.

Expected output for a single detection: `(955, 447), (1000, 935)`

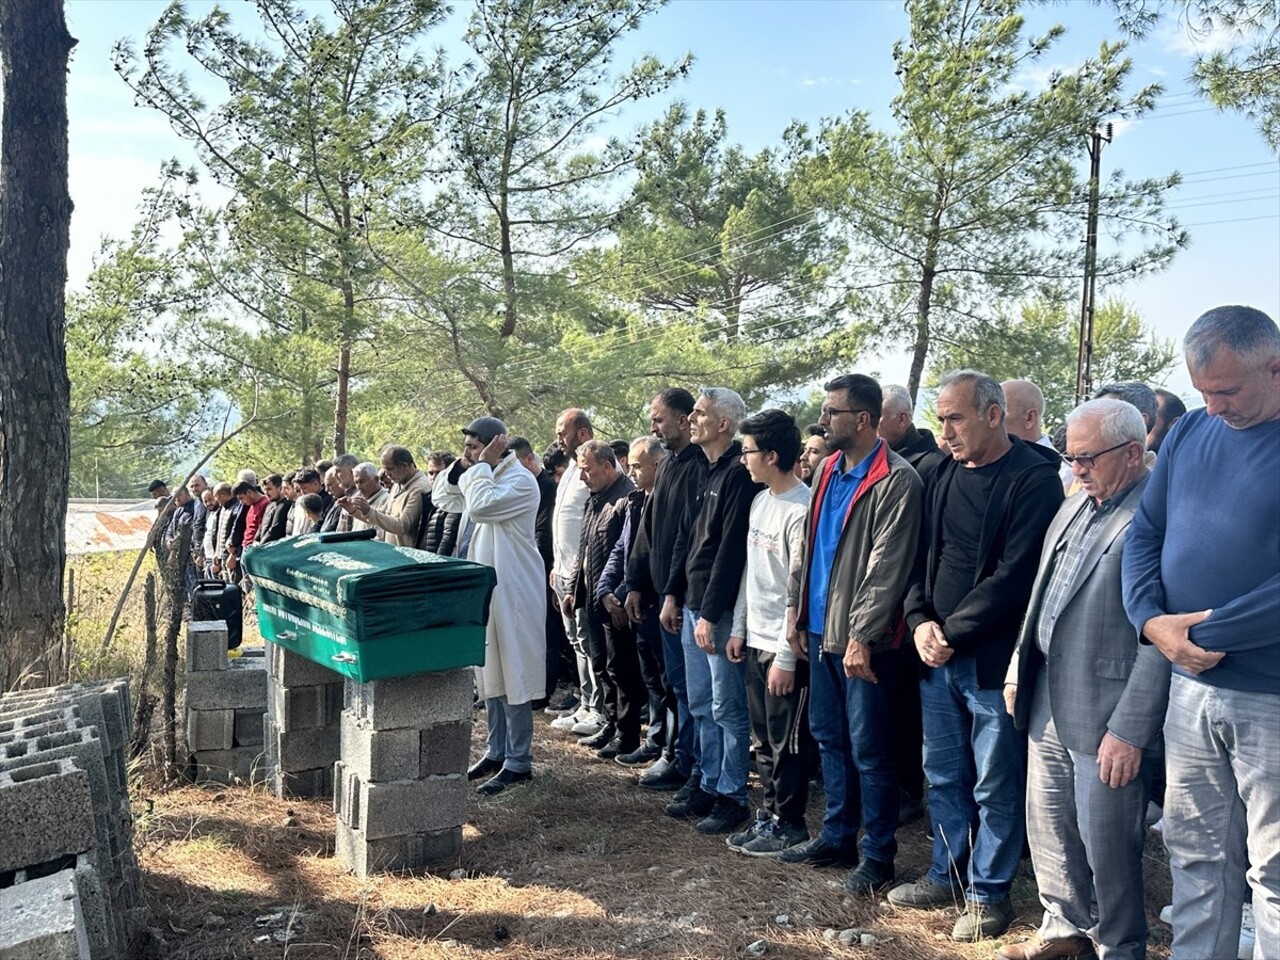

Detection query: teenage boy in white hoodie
(726, 409), (813, 856)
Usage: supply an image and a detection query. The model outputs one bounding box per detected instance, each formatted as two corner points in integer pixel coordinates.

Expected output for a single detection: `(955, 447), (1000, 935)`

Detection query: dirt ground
(134, 708), (1176, 960)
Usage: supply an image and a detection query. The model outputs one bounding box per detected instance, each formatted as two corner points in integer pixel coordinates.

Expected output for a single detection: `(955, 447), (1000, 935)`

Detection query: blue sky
(62, 0), (1279, 399)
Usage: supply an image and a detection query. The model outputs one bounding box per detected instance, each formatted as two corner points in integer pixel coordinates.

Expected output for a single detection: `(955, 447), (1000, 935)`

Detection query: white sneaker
(550, 709), (586, 732)
(571, 710), (605, 736)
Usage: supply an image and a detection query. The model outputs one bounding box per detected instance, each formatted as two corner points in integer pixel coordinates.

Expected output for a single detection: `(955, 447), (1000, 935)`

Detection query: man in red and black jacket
(780, 374), (923, 894)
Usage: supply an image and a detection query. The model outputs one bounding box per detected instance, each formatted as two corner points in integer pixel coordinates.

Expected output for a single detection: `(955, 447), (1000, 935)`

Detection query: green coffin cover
(241, 534), (497, 682)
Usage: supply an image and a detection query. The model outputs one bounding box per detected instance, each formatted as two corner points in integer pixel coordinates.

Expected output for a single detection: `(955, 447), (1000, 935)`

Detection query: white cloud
(1162, 18), (1242, 58)
(799, 75), (861, 90)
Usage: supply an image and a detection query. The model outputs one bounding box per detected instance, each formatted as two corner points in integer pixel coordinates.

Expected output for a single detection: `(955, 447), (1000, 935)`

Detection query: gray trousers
(556, 575), (602, 714)
(1027, 680), (1149, 960)
(483, 696), (533, 773)
(1164, 673), (1279, 960)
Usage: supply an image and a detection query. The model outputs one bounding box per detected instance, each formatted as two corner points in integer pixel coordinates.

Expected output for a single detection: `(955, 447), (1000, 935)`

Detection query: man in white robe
(434, 416), (546, 796)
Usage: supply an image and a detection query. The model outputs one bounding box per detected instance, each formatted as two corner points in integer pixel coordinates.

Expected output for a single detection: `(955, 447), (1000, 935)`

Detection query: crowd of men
(148, 304), (1278, 960)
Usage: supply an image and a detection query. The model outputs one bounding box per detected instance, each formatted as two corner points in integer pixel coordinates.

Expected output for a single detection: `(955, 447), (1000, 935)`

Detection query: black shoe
(670, 770), (701, 803)
(476, 768), (532, 796)
(696, 797), (751, 835)
(531, 697), (549, 712)
(636, 757), (688, 790)
(544, 692), (580, 715)
(466, 756), (504, 781)
(665, 787), (716, 820)
(596, 736), (638, 760)
(577, 723), (616, 749)
(778, 835), (860, 868)
(844, 856), (896, 894)
(615, 741), (662, 766)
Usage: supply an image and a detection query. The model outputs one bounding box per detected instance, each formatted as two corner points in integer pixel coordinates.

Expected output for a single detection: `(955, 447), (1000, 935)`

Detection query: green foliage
(798, 0), (1185, 401)
(1104, 0), (1280, 150)
(927, 295), (1178, 426)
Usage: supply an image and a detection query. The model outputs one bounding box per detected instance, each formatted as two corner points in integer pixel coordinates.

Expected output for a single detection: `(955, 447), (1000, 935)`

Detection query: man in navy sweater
(1123, 305), (1280, 960)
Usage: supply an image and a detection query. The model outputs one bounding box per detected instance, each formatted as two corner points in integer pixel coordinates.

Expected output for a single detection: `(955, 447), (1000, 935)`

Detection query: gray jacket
(1006, 476), (1170, 753)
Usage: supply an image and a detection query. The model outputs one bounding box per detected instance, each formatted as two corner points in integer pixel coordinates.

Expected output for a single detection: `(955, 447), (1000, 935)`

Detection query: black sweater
(683, 440), (764, 625)
(626, 442), (709, 604)
(903, 436), (1063, 688)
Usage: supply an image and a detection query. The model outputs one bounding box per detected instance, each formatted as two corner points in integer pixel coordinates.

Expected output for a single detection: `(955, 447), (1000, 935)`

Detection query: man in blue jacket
(1122, 305), (1280, 960)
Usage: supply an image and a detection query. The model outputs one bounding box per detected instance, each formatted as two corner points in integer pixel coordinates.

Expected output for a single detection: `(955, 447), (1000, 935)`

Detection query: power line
(1183, 213), (1280, 227)
(1180, 160), (1279, 178)
(1164, 193), (1280, 210)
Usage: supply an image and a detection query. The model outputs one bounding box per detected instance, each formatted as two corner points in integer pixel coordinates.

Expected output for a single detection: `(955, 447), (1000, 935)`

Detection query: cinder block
(0, 715), (81, 747)
(420, 721), (472, 778)
(0, 681), (132, 754)
(185, 621), (228, 674)
(0, 692), (108, 759)
(335, 820), (461, 877)
(0, 759), (95, 875)
(266, 641), (341, 687)
(268, 680), (343, 731)
(337, 773), (467, 840)
(345, 670), (474, 731)
(272, 725), (339, 773)
(185, 709), (234, 752)
(72, 853), (116, 960)
(185, 657), (267, 711)
(0, 867), (91, 960)
(270, 765), (333, 799)
(232, 710), (264, 747)
(339, 712), (419, 782)
(190, 746), (262, 785)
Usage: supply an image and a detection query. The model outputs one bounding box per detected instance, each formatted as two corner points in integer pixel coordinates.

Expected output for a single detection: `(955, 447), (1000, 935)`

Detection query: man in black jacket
(878, 384), (946, 483)
(890, 369), (1063, 942)
(624, 387), (705, 791)
(254, 474), (291, 545)
(564, 440), (642, 758)
(664, 387), (763, 835)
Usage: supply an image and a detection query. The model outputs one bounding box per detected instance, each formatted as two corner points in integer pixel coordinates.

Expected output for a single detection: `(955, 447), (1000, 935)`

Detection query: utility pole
(1075, 122), (1112, 406)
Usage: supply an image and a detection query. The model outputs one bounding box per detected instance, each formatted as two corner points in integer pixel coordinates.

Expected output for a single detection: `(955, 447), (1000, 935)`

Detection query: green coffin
(241, 533), (496, 683)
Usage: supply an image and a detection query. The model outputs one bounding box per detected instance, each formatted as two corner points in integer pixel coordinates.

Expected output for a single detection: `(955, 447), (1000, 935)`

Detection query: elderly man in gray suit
(1000, 398), (1170, 960)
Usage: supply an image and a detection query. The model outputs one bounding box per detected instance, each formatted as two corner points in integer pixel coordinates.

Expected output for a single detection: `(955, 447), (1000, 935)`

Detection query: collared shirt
(1034, 494), (1122, 656)
(807, 440), (880, 636)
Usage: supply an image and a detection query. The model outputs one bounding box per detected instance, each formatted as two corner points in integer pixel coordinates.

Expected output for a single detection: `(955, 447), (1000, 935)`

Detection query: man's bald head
(1002, 379), (1045, 443)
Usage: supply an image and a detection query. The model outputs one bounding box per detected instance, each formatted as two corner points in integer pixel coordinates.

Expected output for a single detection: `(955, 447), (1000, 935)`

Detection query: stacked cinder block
(184, 620), (267, 784)
(0, 679), (139, 960)
(334, 669), (472, 876)
(263, 641), (343, 798)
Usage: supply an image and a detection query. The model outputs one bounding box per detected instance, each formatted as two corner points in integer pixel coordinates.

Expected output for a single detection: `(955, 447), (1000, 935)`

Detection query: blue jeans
(661, 624), (697, 775)
(1164, 673), (1280, 960)
(682, 607), (749, 805)
(808, 633), (900, 861)
(483, 696), (533, 773)
(920, 655), (1026, 903)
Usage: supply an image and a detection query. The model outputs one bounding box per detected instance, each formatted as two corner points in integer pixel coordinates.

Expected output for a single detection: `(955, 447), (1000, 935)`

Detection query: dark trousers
(634, 607), (675, 750)
(543, 582), (568, 698)
(891, 642), (924, 803)
(746, 649), (811, 828)
(585, 605), (646, 742)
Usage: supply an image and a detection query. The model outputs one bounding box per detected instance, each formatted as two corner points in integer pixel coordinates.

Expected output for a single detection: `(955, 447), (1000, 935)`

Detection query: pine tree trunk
(0, 0), (76, 691)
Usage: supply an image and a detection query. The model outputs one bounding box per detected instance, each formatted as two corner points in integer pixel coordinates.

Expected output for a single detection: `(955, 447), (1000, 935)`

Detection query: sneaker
(615, 741), (662, 766)
(576, 723), (616, 749)
(636, 757), (688, 790)
(550, 708), (587, 731)
(595, 736), (637, 760)
(950, 898), (1014, 942)
(739, 820), (810, 858)
(665, 787), (716, 820)
(887, 876), (963, 909)
(695, 797), (751, 835)
(778, 835), (859, 868)
(571, 711), (607, 736)
(726, 809), (772, 851)
(670, 769), (702, 803)
(844, 857), (895, 894)
(544, 692), (580, 715)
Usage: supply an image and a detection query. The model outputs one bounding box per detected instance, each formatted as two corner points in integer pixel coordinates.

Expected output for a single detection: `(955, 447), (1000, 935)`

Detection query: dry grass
(133, 712), (1176, 960)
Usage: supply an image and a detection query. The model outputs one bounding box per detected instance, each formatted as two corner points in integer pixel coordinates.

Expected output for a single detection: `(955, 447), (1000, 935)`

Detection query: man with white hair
(1001, 398), (1167, 960)
(877, 384), (945, 481)
(348, 462), (388, 535)
(1002, 379), (1053, 447)
(1123, 305), (1280, 960)
(664, 386), (763, 835)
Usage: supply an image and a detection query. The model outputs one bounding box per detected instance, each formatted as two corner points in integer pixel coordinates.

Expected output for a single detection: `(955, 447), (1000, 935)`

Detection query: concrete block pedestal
(334, 669), (472, 876)
(263, 642), (343, 798)
(183, 622), (266, 785)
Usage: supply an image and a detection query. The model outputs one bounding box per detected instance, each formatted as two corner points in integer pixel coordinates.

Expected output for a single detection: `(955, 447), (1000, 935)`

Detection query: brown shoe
(996, 936), (1098, 960)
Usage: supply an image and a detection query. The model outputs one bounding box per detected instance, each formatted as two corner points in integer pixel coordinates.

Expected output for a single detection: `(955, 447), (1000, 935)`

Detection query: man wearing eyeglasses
(1123, 305), (1280, 960)
(1000, 398), (1167, 960)
(892, 369), (1063, 941)
(780, 375), (923, 894)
